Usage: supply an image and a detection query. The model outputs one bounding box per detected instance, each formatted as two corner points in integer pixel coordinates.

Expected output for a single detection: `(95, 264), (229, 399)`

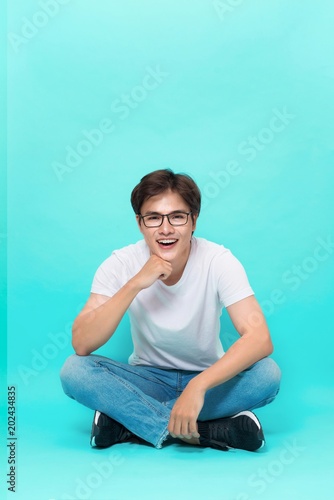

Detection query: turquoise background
(5, 1), (334, 499)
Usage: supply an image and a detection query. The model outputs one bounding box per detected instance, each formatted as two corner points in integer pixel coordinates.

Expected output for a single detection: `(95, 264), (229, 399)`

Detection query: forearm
(72, 254), (173, 356)
(72, 279), (141, 356)
(167, 332), (272, 440)
(189, 331), (273, 394)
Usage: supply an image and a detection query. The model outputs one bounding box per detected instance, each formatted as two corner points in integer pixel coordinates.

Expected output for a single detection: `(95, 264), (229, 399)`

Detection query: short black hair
(131, 169), (201, 219)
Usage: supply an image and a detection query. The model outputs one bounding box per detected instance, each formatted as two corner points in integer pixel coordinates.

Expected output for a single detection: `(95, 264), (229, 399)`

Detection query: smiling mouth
(157, 239), (178, 247)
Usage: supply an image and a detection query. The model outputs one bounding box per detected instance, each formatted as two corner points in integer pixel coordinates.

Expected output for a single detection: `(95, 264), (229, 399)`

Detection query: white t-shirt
(91, 237), (254, 371)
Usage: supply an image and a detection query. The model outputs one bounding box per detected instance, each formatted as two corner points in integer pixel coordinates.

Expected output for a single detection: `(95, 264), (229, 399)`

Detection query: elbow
(250, 329), (274, 358)
(72, 324), (91, 357)
(264, 335), (274, 357)
(255, 323), (274, 357)
(72, 338), (91, 356)
(73, 345), (91, 356)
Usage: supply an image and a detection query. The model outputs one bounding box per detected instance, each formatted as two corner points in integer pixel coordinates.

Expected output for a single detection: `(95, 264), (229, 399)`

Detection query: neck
(163, 271), (183, 286)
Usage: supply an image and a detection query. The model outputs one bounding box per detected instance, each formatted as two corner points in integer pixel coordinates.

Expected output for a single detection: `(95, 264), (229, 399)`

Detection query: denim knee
(60, 354), (78, 379)
(261, 357), (281, 389)
(60, 354), (90, 396)
(252, 357), (281, 400)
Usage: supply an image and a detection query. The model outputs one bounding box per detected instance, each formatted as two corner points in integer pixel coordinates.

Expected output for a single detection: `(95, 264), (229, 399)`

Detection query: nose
(159, 215), (175, 233)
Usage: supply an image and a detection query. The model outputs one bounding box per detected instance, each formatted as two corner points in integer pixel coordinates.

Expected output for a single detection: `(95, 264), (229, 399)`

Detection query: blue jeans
(60, 355), (281, 448)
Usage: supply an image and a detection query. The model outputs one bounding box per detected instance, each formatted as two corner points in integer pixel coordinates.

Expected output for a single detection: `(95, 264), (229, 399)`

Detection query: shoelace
(200, 437), (229, 450)
(200, 423), (230, 451)
(212, 422), (230, 441)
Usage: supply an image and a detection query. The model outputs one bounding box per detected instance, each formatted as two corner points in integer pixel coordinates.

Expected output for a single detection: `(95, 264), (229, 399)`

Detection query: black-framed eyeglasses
(139, 211), (192, 228)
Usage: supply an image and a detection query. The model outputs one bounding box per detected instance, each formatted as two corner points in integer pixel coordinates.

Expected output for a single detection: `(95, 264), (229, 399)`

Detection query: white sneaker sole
(94, 410), (101, 425)
(231, 410), (265, 449)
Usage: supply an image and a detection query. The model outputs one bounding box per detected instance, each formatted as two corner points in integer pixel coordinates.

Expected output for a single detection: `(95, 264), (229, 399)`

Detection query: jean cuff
(155, 426), (169, 449)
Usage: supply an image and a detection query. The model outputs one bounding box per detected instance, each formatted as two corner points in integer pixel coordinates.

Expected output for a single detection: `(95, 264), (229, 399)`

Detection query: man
(60, 169), (281, 452)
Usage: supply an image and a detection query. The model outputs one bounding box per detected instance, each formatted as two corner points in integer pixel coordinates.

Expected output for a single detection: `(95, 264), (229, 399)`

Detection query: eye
(171, 213), (186, 221)
(147, 215), (161, 221)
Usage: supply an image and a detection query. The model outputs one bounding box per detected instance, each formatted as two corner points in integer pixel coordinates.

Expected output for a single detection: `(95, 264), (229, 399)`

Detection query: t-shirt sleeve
(90, 254), (124, 297)
(215, 251), (254, 308)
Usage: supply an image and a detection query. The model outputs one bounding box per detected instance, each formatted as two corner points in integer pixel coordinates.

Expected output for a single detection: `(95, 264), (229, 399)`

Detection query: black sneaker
(90, 411), (133, 448)
(198, 411), (265, 452)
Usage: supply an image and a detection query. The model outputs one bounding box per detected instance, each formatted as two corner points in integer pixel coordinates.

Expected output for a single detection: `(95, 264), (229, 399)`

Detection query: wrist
(187, 376), (208, 395)
(126, 277), (143, 296)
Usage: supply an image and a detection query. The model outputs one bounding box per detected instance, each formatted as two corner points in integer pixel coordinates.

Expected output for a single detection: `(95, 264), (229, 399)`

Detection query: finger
(180, 420), (192, 439)
(159, 265), (172, 280)
(171, 418), (181, 438)
(168, 416), (178, 438)
(189, 422), (200, 439)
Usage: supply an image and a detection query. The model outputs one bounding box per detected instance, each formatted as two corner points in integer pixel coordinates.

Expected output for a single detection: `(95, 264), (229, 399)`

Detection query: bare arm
(168, 295), (273, 439)
(72, 255), (173, 356)
(188, 295), (273, 391)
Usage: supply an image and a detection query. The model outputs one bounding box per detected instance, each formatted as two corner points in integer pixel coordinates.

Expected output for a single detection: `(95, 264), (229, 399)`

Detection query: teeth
(158, 239), (177, 244)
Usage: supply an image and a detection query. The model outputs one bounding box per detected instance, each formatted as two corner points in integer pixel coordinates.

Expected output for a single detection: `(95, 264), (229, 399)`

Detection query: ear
(136, 214), (144, 234)
(191, 213), (198, 233)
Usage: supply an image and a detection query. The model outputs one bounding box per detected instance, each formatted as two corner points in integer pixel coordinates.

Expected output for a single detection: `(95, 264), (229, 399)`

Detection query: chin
(156, 249), (177, 261)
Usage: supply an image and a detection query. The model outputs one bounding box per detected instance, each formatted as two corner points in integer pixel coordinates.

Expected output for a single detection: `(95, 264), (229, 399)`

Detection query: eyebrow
(142, 210), (187, 216)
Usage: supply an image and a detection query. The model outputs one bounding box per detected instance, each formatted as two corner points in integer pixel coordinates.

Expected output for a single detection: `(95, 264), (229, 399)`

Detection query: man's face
(137, 190), (197, 264)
